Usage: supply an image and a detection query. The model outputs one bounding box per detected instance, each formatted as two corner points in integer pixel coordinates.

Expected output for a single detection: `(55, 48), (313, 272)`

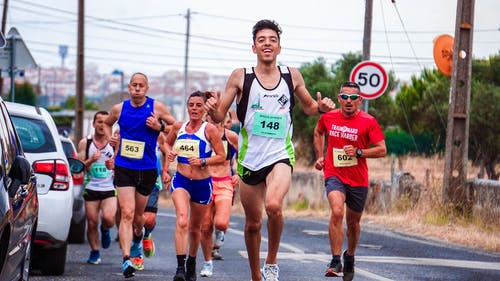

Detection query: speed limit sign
(350, 61), (388, 100)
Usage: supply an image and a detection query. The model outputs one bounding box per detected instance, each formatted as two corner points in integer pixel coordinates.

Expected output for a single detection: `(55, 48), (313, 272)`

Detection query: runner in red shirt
(314, 81), (386, 280)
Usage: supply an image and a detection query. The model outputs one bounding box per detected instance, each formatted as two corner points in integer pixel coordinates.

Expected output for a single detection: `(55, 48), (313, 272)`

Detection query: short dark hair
(252, 19), (282, 42)
(340, 81), (360, 93)
(93, 110), (109, 123)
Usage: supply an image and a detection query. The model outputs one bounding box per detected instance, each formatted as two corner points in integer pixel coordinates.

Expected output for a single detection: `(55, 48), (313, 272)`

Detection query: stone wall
(287, 171), (499, 222)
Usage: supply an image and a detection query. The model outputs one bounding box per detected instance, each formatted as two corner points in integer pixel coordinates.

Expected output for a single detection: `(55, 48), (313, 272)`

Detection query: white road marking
(358, 256), (500, 271)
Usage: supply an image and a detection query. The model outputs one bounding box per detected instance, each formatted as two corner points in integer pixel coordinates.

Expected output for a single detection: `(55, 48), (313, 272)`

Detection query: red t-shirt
(317, 109), (384, 187)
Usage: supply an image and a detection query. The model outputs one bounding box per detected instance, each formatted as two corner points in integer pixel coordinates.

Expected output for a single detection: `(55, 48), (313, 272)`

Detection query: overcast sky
(4, 0), (499, 82)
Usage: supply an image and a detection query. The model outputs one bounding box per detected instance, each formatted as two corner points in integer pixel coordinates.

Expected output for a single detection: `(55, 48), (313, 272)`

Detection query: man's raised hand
(316, 92), (335, 113)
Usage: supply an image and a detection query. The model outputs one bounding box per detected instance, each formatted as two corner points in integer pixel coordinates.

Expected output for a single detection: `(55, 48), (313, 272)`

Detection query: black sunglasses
(339, 93), (360, 101)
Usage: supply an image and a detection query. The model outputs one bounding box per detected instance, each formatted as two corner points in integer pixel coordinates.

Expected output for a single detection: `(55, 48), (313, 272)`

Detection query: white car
(6, 102), (75, 276)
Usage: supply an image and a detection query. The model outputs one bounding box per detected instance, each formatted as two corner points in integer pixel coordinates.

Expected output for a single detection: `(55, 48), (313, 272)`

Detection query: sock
(331, 255), (341, 263)
(123, 256), (130, 263)
(344, 252), (354, 262)
(133, 232), (143, 243)
(177, 255), (186, 268)
(144, 224), (155, 237)
(186, 255), (196, 265)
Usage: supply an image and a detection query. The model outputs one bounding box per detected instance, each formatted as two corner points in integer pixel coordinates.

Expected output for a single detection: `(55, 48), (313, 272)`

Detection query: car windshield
(10, 116), (56, 153)
(61, 140), (75, 158)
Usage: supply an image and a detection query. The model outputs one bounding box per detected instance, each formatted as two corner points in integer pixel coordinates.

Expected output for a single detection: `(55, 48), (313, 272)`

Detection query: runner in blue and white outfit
(162, 91), (226, 281)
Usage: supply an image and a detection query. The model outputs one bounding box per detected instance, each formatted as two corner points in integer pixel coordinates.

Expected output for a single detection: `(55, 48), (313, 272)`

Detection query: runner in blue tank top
(161, 91), (226, 281)
(104, 72), (176, 278)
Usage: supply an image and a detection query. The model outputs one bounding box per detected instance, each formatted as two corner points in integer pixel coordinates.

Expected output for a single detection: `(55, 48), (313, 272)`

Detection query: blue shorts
(325, 176), (368, 213)
(170, 172), (212, 205)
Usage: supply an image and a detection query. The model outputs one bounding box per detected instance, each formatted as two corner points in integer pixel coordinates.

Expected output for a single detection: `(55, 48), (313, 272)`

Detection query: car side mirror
(8, 156), (32, 197)
(68, 157), (85, 174)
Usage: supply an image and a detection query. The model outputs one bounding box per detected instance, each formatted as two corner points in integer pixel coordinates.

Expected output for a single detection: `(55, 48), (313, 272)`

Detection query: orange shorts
(212, 176), (234, 202)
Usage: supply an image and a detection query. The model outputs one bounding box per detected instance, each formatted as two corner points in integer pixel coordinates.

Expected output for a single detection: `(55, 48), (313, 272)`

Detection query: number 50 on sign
(349, 61), (388, 100)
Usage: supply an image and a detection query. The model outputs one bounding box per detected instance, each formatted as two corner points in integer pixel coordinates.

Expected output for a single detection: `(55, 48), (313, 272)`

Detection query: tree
(394, 69), (449, 155)
(294, 53), (398, 164)
(64, 95), (98, 110)
(469, 54), (500, 179)
(294, 58), (336, 164)
(392, 53), (499, 178)
(6, 82), (37, 105)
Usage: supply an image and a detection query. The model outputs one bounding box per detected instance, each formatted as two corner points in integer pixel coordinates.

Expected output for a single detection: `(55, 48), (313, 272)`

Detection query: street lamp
(111, 69), (124, 95)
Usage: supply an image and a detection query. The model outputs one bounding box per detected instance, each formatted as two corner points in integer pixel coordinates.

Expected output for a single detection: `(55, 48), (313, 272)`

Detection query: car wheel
(20, 226), (35, 281)
(0, 229), (8, 274)
(39, 243), (67, 276)
(68, 219), (86, 244)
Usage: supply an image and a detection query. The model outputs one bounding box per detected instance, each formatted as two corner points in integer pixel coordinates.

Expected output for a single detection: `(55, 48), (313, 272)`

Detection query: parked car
(0, 97), (39, 281)
(6, 101), (83, 276)
(60, 135), (86, 244)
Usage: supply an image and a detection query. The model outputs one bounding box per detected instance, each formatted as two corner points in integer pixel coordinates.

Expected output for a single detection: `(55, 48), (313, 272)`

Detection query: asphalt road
(30, 208), (500, 281)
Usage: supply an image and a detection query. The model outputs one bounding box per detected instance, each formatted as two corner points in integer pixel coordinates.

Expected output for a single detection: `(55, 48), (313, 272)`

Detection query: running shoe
(173, 266), (186, 281)
(214, 229), (225, 248)
(200, 260), (213, 277)
(186, 259), (197, 281)
(143, 233), (155, 258)
(131, 256), (144, 271)
(325, 259), (343, 277)
(130, 238), (143, 258)
(211, 248), (224, 260)
(342, 251), (355, 281)
(100, 225), (111, 249)
(262, 264), (280, 281)
(122, 259), (136, 278)
(87, 250), (101, 264)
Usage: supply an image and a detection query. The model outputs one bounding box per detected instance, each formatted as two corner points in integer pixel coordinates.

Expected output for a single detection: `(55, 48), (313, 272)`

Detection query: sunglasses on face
(339, 93), (361, 101)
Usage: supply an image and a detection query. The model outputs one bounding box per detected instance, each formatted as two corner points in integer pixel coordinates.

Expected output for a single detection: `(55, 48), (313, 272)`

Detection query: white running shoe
(214, 229), (225, 248)
(200, 260), (213, 277)
(262, 264), (280, 281)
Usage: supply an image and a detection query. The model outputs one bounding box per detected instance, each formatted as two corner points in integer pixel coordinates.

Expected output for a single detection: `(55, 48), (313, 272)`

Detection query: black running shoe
(122, 259), (136, 278)
(342, 251), (355, 281)
(325, 259), (343, 277)
(185, 259), (197, 281)
(173, 266), (186, 281)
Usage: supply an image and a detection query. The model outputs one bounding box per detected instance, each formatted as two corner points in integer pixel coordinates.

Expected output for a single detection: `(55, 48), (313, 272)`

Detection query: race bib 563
(120, 138), (145, 159)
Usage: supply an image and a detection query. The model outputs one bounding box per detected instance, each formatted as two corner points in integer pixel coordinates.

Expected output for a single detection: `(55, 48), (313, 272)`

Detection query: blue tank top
(115, 97), (159, 170)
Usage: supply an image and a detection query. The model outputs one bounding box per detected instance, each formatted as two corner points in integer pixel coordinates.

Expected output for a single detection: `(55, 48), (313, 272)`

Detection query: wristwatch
(201, 158), (207, 167)
(356, 148), (363, 158)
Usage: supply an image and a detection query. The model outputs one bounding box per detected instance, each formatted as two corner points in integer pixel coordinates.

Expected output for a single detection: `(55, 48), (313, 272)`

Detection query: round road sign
(349, 61), (388, 100)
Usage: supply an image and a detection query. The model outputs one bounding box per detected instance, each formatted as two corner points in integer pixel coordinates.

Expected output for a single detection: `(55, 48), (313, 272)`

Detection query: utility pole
(0, 0), (9, 95)
(75, 0), (84, 143)
(362, 0), (373, 112)
(442, 0), (475, 210)
(182, 9), (191, 120)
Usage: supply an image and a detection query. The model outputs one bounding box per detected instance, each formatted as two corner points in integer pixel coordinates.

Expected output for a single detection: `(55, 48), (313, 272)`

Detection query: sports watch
(356, 148), (363, 158)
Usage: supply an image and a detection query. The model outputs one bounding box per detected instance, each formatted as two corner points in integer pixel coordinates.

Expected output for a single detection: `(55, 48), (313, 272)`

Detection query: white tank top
(237, 66), (295, 171)
(84, 141), (115, 192)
